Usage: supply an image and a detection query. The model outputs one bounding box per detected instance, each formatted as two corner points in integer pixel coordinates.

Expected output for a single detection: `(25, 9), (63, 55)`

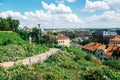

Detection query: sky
(0, 0), (120, 29)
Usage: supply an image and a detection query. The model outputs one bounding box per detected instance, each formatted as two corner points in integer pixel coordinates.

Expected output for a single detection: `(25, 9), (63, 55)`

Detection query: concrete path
(0, 48), (59, 68)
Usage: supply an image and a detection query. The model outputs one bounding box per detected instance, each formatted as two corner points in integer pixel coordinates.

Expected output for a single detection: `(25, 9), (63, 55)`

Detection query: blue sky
(0, 0), (120, 28)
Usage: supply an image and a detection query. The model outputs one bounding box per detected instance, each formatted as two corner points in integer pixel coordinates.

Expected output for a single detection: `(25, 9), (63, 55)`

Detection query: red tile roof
(83, 42), (102, 52)
(110, 37), (120, 42)
(56, 34), (69, 40)
(103, 45), (120, 57)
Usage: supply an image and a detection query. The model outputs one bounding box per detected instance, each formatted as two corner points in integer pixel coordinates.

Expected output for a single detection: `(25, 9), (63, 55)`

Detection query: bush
(104, 60), (120, 70)
(0, 44), (49, 62)
(85, 54), (92, 61)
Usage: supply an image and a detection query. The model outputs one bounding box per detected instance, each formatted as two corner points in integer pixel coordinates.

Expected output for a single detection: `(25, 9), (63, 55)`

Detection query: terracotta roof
(116, 47), (120, 51)
(56, 34), (69, 40)
(110, 37), (120, 42)
(104, 45), (114, 56)
(97, 44), (106, 50)
(83, 42), (102, 52)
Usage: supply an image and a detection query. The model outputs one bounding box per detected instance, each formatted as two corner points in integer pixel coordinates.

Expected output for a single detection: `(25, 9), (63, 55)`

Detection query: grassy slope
(0, 32), (49, 62)
(0, 47), (120, 80)
(0, 32), (24, 45)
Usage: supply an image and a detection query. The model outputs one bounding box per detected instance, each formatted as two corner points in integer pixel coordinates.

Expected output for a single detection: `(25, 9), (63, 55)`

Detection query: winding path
(0, 48), (59, 68)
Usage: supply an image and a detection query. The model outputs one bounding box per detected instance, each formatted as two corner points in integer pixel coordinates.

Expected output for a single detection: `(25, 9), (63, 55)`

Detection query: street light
(38, 24), (40, 44)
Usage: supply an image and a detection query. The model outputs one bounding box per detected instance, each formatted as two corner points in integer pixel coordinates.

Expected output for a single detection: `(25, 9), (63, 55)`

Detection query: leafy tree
(60, 30), (76, 39)
(41, 31), (57, 47)
(30, 27), (41, 43)
(0, 18), (10, 30)
(7, 17), (20, 32)
(18, 30), (29, 40)
(0, 17), (20, 32)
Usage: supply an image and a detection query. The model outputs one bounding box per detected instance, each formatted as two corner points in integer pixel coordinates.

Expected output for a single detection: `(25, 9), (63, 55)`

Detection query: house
(56, 34), (70, 47)
(103, 31), (117, 37)
(92, 31), (103, 39)
(92, 31), (117, 39)
(109, 37), (120, 47)
(82, 42), (102, 54)
(94, 44), (106, 60)
(103, 45), (114, 59)
(112, 47), (120, 59)
(83, 40), (120, 60)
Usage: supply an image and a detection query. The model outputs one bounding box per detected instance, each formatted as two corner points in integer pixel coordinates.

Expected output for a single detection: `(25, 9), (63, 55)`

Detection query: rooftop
(56, 34), (69, 40)
(83, 42), (102, 52)
(110, 37), (120, 42)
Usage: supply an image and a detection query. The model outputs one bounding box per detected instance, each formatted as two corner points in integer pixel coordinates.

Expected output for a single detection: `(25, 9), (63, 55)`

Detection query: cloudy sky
(0, 0), (120, 29)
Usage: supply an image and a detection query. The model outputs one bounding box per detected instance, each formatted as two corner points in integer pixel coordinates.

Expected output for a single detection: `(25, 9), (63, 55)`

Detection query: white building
(103, 31), (117, 37)
(56, 34), (70, 47)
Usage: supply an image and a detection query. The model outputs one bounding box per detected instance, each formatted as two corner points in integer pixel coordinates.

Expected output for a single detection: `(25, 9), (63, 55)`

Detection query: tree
(0, 17), (20, 32)
(0, 19), (10, 31)
(30, 27), (41, 43)
(7, 17), (20, 32)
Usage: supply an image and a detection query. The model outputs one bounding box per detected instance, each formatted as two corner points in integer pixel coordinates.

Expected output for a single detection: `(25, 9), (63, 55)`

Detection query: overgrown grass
(0, 47), (120, 80)
(0, 32), (25, 45)
(0, 32), (49, 62)
(0, 44), (49, 62)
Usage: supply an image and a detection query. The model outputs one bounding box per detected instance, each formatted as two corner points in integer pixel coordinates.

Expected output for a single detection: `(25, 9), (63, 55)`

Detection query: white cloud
(0, 11), (27, 19)
(66, 0), (76, 3)
(41, 1), (72, 13)
(84, 0), (109, 12)
(84, 11), (120, 28)
(104, 0), (120, 9)
(0, 1), (82, 29)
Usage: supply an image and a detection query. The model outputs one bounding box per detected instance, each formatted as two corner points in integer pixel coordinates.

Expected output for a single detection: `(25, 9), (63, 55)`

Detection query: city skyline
(0, 0), (120, 28)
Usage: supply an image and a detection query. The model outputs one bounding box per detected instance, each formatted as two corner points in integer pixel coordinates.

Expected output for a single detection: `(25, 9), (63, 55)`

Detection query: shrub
(85, 54), (92, 61)
(104, 60), (120, 70)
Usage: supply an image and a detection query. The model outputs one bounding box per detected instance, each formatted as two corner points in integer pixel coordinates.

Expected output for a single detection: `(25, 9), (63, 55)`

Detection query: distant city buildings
(92, 31), (118, 39)
(82, 36), (120, 60)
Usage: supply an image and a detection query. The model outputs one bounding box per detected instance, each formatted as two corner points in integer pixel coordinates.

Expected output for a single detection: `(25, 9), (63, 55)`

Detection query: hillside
(0, 31), (49, 62)
(0, 31), (24, 45)
(0, 47), (120, 80)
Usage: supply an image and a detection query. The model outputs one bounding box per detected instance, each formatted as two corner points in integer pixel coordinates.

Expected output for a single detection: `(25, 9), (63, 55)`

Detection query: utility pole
(38, 24), (40, 44)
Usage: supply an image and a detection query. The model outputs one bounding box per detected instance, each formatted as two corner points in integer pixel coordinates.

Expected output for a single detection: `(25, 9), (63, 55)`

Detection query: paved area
(0, 48), (59, 67)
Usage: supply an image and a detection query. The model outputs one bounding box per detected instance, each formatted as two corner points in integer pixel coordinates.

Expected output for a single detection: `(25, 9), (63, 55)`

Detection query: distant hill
(0, 31), (24, 45)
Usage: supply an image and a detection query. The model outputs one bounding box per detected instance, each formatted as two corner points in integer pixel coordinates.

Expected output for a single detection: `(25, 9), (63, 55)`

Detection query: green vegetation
(60, 30), (76, 39)
(0, 32), (24, 45)
(0, 31), (49, 62)
(103, 59), (120, 70)
(0, 47), (119, 80)
(0, 44), (49, 62)
(0, 17), (19, 32)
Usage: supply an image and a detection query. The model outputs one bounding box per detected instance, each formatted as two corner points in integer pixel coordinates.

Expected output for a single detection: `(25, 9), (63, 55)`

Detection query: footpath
(0, 48), (59, 67)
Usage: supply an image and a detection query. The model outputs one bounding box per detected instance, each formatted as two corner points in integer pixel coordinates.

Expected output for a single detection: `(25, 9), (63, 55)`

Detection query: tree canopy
(0, 17), (20, 32)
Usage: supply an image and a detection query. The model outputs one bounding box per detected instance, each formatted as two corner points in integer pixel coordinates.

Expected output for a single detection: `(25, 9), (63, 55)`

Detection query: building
(82, 42), (102, 54)
(83, 41), (120, 60)
(92, 31), (118, 39)
(95, 44), (106, 60)
(103, 31), (117, 37)
(56, 34), (70, 47)
(109, 37), (120, 47)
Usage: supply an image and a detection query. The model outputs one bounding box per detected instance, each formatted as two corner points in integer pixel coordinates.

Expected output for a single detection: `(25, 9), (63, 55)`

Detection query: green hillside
(0, 31), (24, 45)
(0, 31), (49, 62)
(0, 47), (120, 80)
